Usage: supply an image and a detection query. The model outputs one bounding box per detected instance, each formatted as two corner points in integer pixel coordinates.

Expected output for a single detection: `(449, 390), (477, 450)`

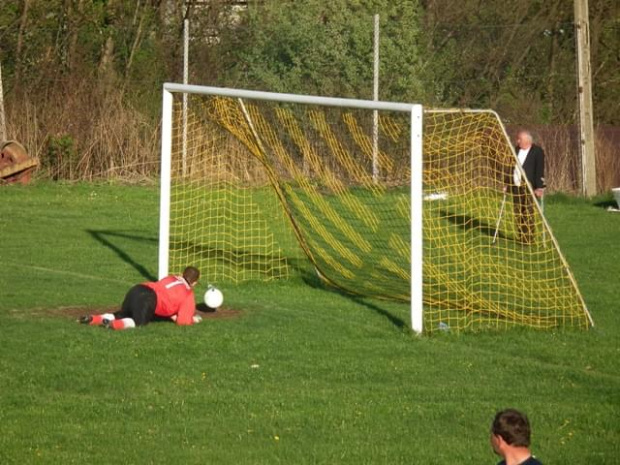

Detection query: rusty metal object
(0, 141), (38, 184)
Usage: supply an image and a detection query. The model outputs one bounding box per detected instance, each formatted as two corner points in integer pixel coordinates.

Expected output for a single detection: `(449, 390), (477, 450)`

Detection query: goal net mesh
(166, 92), (591, 332)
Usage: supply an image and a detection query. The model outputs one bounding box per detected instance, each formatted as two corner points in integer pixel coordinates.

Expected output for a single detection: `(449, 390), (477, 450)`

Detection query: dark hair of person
(183, 266), (200, 285)
(492, 409), (532, 447)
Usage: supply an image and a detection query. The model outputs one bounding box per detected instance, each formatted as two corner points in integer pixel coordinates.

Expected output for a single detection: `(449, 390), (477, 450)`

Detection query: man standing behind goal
(505, 130), (545, 244)
(79, 266), (202, 330)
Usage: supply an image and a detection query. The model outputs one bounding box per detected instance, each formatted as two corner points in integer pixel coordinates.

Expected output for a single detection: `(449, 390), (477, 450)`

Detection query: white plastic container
(613, 187), (620, 209)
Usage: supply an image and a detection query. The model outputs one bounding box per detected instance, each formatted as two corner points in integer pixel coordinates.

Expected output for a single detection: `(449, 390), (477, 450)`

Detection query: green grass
(0, 183), (618, 463)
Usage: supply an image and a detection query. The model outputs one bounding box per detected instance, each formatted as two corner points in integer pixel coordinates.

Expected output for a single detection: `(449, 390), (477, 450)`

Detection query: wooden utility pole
(0, 61), (6, 141)
(574, 0), (597, 196)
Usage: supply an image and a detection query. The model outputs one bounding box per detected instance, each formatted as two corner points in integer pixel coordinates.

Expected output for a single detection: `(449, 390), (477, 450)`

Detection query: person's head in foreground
(491, 409), (542, 465)
(183, 266), (200, 287)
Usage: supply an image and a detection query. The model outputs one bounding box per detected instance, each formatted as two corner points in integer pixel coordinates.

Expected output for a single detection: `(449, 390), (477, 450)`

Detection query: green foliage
(1, 1), (618, 123)
(421, 0), (577, 123)
(44, 134), (77, 178)
(0, 184), (618, 463)
(0, 1), (619, 191)
(47, 134), (75, 157)
(0, 1), (172, 118)
(220, 0), (423, 101)
(419, 0), (618, 125)
(589, 3), (620, 124)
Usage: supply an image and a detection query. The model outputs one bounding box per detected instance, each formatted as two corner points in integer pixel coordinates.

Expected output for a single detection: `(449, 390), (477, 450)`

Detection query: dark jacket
(508, 144), (546, 190)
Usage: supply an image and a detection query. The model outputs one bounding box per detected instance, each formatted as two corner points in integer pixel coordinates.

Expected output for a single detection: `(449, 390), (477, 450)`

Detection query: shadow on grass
(88, 230), (309, 282)
(350, 296), (409, 330)
(593, 199), (618, 209)
(87, 230), (407, 329)
(438, 209), (507, 240)
(547, 192), (617, 209)
(301, 270), (408, 330)
(171, 238), (308, 280)
(87, 230), (157, 281)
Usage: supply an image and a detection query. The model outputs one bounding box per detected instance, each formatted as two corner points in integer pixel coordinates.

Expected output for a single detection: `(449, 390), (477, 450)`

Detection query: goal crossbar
(163, 83), (418, 112)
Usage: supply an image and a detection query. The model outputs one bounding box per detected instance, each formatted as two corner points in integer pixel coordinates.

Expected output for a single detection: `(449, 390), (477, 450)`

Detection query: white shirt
(514, 147), (530, 186)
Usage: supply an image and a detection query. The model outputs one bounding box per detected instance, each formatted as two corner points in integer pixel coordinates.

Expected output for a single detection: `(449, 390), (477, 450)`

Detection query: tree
(589, 0), (620, 124)
(217, 0), (424, 102)
(420, 0), (581, 124)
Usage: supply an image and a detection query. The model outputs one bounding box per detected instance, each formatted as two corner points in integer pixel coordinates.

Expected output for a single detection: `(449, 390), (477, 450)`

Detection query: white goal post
(159, 83), (425, 333)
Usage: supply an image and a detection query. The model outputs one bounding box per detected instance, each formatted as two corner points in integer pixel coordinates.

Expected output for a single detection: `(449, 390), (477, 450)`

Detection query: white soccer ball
(204, 287), (224, 309)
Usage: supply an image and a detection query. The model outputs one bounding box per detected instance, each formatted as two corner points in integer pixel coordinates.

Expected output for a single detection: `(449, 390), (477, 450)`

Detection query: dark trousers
(511, 185), (535, 244)
(114, 285), (157, 326)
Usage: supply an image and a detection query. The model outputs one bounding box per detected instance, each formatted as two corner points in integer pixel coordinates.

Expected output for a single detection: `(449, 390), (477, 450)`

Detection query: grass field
(0, 182), (618, 464)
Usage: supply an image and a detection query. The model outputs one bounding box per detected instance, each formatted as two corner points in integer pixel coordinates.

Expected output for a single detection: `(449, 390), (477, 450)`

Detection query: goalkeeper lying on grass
(79, 266), (202, 330)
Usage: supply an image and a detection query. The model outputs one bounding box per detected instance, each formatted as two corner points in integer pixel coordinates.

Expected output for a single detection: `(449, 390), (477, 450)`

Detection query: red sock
(90, 315), (104, 325)
(90, 313), (115, 326)
(110, 318), (136, 330)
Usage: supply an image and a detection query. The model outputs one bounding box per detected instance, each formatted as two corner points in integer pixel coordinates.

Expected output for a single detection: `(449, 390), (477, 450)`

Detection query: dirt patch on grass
(197, 306), (243, 319)
(33, 305), (243, 320)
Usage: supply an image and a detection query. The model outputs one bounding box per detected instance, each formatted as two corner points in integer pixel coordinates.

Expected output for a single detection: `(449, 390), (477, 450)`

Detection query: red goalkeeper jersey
(144, 275), (196, 325)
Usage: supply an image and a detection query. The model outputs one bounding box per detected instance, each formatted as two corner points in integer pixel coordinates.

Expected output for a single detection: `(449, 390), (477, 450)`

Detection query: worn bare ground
(26, 305), (242, 320)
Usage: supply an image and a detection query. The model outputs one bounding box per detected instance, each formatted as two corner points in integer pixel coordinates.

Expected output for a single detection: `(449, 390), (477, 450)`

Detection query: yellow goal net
(159, 85), (593, 333)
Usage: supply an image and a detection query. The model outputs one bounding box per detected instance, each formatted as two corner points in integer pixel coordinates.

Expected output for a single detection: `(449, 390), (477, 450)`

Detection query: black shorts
(114, 285), (157, 326)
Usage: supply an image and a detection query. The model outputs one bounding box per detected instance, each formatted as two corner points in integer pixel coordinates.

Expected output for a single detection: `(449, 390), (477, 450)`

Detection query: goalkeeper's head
(183, 266), (200, 287)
